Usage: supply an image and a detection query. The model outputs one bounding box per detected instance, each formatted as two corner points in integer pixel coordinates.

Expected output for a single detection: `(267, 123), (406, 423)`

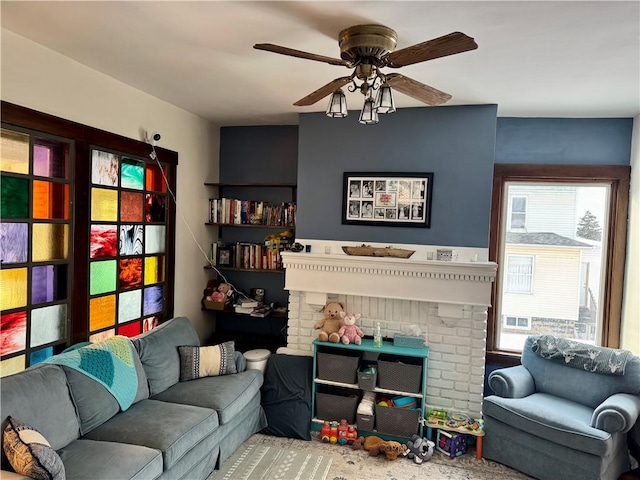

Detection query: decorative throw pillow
(178, 341), (237, 381)
(2, 416), (65, 480)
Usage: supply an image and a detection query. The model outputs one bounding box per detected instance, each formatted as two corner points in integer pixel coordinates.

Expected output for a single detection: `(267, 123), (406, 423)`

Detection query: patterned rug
(210, 433), (533, 480)
(210, 443), (332, 480)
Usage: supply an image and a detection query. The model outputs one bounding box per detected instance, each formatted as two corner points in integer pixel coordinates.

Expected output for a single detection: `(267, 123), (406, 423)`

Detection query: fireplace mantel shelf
(282, 252), (498, 308)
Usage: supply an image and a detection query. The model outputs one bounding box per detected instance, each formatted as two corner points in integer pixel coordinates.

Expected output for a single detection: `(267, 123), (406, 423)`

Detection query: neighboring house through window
(488, 165), (630, 361)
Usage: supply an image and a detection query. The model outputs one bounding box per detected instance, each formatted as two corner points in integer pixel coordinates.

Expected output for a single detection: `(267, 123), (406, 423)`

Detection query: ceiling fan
(254, 24), (478, 120)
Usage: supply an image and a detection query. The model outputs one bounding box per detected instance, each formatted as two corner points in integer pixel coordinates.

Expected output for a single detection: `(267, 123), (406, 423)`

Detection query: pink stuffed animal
(339, 312), (363, 345)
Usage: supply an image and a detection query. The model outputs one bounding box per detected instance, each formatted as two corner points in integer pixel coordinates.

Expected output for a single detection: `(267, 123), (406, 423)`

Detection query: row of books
(208, 198), (296, 227)
(210, 240), (292, 270)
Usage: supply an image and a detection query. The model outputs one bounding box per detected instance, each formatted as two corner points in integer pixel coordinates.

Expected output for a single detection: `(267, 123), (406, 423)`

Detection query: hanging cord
(149, 145), (248, 300)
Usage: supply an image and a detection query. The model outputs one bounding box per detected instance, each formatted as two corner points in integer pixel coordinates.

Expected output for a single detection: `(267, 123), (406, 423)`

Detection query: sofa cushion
(178, 342), (237, 381)
(3, 416), (65, 480)
(1, 364), (80, 472)
(133, 317), (200, 395)
(522, 335), (640, 408)
(58, 439), (162, 480)
(83, 399), (218, 471)
(62, 346), (149, 435)
(484, 392), (612, 456)
(151, 369), (262, 425)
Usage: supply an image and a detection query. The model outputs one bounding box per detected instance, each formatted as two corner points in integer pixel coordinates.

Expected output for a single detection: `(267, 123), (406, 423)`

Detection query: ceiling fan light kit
(326, 89), (348, 118)
(255, 24), (477, 125)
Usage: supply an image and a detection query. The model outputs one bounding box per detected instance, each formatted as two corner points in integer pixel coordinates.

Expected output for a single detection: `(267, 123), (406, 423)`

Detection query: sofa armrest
(1, 470), (30, 479)
(488, 365), (535, 398)
(234, 351), (247, 372)
(591, 393), (640, 433)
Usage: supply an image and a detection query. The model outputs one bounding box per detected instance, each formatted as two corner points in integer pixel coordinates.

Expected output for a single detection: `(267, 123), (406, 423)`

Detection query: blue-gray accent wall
(495, 118), (633, 165)
(297, 105), (498, 247)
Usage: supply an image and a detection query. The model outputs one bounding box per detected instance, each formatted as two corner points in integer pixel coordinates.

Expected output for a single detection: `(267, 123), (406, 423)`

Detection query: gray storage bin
(377, 355), (422, 393)
(317, 350), (361, 384)
(357, 365), (377, 391)
(375, 404), (420, 437)
(357, 413), (375, 431)
(315, 391), (359, 424)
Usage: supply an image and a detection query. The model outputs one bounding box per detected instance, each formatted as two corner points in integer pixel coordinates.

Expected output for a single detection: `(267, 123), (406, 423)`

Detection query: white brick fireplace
(281, 240), (498, 418)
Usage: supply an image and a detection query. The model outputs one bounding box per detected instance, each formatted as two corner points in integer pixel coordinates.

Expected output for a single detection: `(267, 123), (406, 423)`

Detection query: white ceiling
(2, 1), (639, 126)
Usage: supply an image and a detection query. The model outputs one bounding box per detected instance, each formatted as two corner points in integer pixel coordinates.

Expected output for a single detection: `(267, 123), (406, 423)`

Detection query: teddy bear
(313, 301), (344, 343)
(403, 434), (435, 464)
(211, 282), (233, 302)
(338, 311), (363, 345)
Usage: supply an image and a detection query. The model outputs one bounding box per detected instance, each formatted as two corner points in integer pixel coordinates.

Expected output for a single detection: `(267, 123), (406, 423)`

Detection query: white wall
(1, 29), (219, 340)
(622, 116), (639, 354)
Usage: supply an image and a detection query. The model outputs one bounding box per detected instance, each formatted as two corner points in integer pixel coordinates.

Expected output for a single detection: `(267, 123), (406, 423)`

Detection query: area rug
(209, 433), (533, 480)
(209, 443), (332, 480)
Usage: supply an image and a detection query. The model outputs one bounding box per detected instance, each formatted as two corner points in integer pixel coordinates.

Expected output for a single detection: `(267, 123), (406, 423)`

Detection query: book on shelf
(237, 297), (259, 308)
(250, 305), (272, 317)
(234, 305), (255, 314)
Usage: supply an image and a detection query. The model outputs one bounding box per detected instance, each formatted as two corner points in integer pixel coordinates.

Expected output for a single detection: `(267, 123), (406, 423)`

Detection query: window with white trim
(509, 196), (527, 231)
(503, 315), (531, 330)
(505, 255), (533, 293)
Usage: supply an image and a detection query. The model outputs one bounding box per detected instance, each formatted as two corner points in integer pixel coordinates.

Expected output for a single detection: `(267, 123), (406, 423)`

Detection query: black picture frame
(217, 245), (233, 266)
(342, 172), (434, 228)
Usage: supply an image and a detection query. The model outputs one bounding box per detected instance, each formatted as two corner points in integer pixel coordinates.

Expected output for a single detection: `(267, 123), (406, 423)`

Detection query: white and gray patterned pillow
(3, 416), (65, 480)
(178, 341), (237, 381)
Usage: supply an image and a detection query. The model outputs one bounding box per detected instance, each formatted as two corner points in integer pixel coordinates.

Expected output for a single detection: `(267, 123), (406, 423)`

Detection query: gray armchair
(483, 335), (640, 480)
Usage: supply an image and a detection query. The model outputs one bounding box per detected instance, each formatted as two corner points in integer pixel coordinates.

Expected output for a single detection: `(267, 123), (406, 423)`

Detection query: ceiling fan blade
(384, 32), (477, 68)
(294, 77), (352, 106)
(385, 73), (452, 106)
(254, 43), (349, 67)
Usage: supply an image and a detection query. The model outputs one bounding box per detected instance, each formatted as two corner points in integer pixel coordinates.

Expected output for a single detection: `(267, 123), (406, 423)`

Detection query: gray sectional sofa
(1, 316), (267, 479)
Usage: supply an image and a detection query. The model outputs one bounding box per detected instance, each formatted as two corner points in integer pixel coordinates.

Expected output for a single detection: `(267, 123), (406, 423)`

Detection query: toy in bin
(437, 430), (467, 458)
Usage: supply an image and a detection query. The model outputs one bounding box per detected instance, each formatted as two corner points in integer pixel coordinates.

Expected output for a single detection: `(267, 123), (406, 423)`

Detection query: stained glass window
(0, 126), (73, 376)
(88, 148), (170, 339)
(1, 112), (175, 377)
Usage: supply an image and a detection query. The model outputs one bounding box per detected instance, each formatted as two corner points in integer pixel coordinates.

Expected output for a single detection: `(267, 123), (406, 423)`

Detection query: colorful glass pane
(118, 321), (141, 338)
(1, 176), (29, 218)
(143, 316), (159, 332)
(0, 223), (28, 263)
(119, 225), (144, 255)
(144, 256), (165, 285)
(121, 191), (143, 222)
(90, 225), (118, 258)
(92, 150), (119, 186)
(0, 268), (27, 310)
(119, 258), (142, 289)
(89, 260), (117, 295)
(145, 194), (166, 222)
(32, 265), (68, 304)
(145, 163), (167, 192)
(89, 329), (114, 343)
(1, 311), (27, 356)
(89, 295), (116, 332)
(1, 355), (25, 377)
(1, 129), (29, 175)
(31, 305), (67, 347)
(118, 289), (141, 323)
(145, 225), (165, 254)
(32, 224), (69, 261)
(30, 347), (54, 366)
(143, 285), (163, 316)
(33, 180), (69, 219)
(91, 188), (118, 221)
(34, 140), (69, 179)
(121, 158), (144, 190)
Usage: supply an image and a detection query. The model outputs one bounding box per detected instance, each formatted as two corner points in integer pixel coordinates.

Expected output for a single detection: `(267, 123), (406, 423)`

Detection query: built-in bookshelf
(204, 182), (296, 353)
(204, 182), (296, 272)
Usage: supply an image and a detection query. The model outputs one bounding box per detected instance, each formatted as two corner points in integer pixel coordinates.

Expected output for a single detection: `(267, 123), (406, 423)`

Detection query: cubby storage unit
(312, 339), (429, 442)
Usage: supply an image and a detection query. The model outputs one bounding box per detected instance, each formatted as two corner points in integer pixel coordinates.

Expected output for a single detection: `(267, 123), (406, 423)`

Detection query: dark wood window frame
(487, 164), (630, 366)
(1, 101), (178, 345)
